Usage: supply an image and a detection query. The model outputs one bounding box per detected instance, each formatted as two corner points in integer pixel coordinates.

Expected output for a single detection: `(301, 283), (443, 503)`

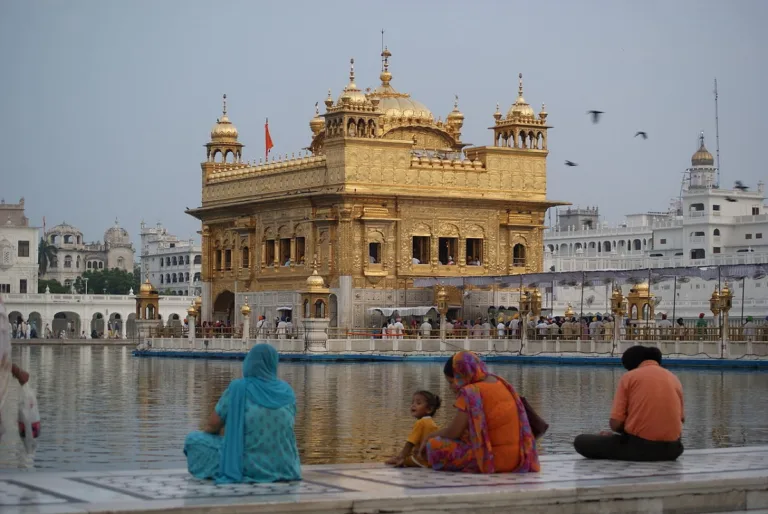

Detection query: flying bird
(587, 110), (604, 123)
(565, 160), (578, 167)
(735, 181), (749, 191)
(725, 197), (737, 203)
(634, 131), (648, 139)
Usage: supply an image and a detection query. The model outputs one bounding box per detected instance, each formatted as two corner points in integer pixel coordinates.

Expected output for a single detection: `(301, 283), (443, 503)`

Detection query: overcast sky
(1, 0), (765, 247)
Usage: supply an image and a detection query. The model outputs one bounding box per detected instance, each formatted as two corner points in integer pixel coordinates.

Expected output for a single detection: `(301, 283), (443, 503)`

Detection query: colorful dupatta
(451, 351), (540, 473)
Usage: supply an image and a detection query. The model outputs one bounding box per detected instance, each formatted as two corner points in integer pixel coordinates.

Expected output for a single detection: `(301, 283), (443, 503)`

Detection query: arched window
(512, 244), (526, 267)
(185, 272), (189, 282)
(714, 228), (720, 236)
(633, 239), (641, 251)
(172, 256), (177, 266)
(117, 257), (124, 268)
(165, 273), (170, 283)
(64, 255), (72, 268)
(160, 275), (164, 284)
(193, 255), (201, 265)
(98, 261), (103, 269)
(76, 256), (81, 269)
(185, 255), (190, 265)
(160, 258), (163, 267)
(166, 257), (171, 266)
(193, 272), (201, 282)
(87, 261), (92, 269)
(242, 246), (250, 268)
(603, 241), (611, 252)
(172, 273), (177, 283)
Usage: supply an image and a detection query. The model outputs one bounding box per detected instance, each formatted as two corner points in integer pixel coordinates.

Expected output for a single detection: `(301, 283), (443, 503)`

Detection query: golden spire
(493, 102), (502, 121)
(349, 58), (355, 86)
(222, 93), (228, 117)
(325, 88), (333, 108)
(379, 46), (393, 87)
(518, 73), (524, 99)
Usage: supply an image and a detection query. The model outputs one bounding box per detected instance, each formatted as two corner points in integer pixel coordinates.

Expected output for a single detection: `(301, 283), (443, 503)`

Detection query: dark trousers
(574, 433), (684, 462)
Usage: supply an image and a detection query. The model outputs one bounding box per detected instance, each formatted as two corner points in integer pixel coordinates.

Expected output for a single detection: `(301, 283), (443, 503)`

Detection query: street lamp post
(519, 291), (532, 353)
(84, 277), (89, 295)
(710, 283), (733, 358)
(610, 287), (625, 355)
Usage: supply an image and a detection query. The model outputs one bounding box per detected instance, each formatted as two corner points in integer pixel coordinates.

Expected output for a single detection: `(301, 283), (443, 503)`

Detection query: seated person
(184, 344), (301, 483)
(386, 391), (440, 467)
(573, 345), (684, 461)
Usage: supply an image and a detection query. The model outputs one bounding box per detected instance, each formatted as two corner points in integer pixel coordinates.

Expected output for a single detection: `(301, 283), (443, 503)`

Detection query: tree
(133, 263), (141, 292)
(38, 238), (57, 276)
(73, 268), (137, 295)
(38, 279), (68, 294)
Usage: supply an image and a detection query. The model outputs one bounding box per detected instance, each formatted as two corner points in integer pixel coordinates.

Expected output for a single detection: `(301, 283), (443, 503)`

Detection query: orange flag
(265, 118), (274, 159)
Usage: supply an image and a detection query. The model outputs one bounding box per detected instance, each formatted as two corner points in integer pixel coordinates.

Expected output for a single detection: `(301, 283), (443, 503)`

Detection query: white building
(43, 219), (135, 287)
(544, 134), (768, 318)
(139, 221), (202, 297)
(0, 198), (39, 294)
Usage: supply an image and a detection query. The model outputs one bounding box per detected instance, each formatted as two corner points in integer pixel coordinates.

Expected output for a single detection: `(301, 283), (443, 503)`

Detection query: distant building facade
(139, 221), (202, 297)
(0, 198), (39, 294)
(43, 219), (135, 287)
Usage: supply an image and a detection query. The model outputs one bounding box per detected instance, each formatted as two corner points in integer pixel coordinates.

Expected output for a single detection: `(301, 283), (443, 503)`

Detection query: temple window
(160, 275), (164, 284)
(368, 242), (381, 264)
(215, 250), (222, 271)
(279, 238), (291, 266)
(438, 238), (458, 265)
(466, 238), (483, 265)
(296, 237), (306, 265)
(172, 273), (177, 283)
(64, 235), (72, 244)
(224, 249), (232, 270)
(166, 257), (171, 266)
(98, 261), (103, 269)
(265, 240), (275, 266)
(242, 246), (250, 268)
(87, 261), (92, 269)
(412, 236), (430, 264)
(185, 255), (190, 265)
(315, 299), (326, 318)
(172, 256), (177, 266)
(64, 255), (72, 268)
(194, 255), (201, 265)
(513, 244), (527, 267)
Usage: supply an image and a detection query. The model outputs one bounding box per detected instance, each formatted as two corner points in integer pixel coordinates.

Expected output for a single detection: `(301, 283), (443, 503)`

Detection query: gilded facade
(188, 50), (564, 328)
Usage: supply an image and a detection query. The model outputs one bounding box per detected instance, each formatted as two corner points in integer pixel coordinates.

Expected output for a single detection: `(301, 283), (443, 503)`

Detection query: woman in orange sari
(422, 351), (539, 473)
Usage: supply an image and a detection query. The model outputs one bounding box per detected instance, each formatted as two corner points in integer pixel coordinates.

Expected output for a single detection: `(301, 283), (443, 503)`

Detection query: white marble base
(2, 446), (768, 513)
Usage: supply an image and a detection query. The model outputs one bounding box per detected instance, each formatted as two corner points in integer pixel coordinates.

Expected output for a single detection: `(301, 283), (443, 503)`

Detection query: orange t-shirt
(455, 380), (520, 472)
(610, 360), (684, 442)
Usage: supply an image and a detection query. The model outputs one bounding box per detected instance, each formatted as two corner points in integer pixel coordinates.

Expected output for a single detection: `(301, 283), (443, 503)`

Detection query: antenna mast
(714, 78), (721, 186)
(381, 29), (385, 71)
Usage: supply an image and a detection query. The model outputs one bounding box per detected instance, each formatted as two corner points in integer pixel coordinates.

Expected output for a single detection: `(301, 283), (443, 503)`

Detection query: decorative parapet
(207, 154), (327, 184)
(408, 153), (484, 171)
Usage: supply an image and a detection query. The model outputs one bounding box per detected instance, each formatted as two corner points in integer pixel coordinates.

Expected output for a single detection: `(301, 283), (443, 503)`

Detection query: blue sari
(184, 344), (301, 483)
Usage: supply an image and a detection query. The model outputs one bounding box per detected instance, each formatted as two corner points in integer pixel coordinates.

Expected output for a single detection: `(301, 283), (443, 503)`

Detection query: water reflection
(8, 346), (768, 471)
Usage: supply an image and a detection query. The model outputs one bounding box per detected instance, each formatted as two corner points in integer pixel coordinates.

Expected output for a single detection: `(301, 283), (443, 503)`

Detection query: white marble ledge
(1, 446), (768, 514)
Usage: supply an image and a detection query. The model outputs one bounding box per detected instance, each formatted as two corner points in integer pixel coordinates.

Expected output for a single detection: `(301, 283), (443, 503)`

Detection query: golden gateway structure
(187, 49), (565, 328)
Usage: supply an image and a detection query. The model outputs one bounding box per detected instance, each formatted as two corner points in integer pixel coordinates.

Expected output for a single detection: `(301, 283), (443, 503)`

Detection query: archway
(53, 311), (81, 339)
(109, 312), (123, 338)
(126, 313), (137, 338)
(213, 290), (235, 323)
(91, 313), (105, 338)
(28, 312), (42, 338)
(168, 313), (182, 336)
(8, 311), (23, 327)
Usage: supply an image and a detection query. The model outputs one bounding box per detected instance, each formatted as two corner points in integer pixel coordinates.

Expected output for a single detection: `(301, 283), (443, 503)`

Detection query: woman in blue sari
(184, 344), (302, 483)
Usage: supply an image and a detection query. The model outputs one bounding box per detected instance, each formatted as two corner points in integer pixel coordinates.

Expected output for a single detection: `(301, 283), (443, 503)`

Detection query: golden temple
(187, 48), (564, 328)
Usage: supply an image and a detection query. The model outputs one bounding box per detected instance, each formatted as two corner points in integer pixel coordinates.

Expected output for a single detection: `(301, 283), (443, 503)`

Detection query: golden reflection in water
(9, 345), (768, 472)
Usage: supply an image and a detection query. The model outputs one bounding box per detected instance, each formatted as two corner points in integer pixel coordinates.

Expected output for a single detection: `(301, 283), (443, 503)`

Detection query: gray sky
(1, 0), (765, 247)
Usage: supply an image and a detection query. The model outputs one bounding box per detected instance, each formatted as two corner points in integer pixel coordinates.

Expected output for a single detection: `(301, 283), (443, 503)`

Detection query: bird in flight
(634, 131), (648, 139)
(725, 197), (737, 203)
(565, 160), (578, 167)
(587, 110), (604, 123)
(734, 181), (749, 191)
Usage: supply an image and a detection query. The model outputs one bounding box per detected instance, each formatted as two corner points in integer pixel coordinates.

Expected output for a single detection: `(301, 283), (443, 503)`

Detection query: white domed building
(43, 219), (135, 288)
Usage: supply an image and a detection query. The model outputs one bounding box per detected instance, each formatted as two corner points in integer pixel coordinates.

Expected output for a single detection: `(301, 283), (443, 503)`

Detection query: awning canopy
(413, 264), (768, 288)
(367, 306), (438, 317)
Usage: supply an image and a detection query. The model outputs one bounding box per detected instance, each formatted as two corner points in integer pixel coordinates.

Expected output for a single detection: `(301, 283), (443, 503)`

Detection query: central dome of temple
(367, 48), (434, 122)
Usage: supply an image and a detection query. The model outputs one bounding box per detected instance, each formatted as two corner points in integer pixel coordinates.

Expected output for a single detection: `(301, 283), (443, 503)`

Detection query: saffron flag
(265, 118), (274, 159)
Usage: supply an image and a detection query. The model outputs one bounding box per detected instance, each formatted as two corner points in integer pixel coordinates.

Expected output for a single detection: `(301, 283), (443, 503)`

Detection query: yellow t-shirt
(404, 416), (438, 466)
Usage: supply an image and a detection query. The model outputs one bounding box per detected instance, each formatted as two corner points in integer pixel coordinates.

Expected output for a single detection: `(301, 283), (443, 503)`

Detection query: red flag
(265, 118), (274, 159)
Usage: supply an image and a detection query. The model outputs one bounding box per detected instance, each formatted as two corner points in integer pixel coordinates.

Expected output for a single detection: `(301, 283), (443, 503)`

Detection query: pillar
(242, 315), (250, 343)
(188, 314), (196, 343)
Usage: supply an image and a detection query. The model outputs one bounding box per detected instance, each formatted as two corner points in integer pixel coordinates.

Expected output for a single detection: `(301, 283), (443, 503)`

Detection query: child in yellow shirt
(386, 390), (441, 467)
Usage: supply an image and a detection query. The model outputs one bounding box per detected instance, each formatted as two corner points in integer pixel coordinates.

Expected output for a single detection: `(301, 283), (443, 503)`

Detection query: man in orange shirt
(573, 345), (684, 461)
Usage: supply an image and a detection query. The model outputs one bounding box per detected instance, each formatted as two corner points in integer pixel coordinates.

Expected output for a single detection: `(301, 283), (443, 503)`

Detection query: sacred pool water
(8, 345), (768, 472)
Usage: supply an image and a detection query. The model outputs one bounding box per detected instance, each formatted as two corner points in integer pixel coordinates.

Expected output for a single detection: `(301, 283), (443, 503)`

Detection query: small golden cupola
(322, 58), (381, 144)
(691, 132), (714, 167)
(309, 102), (325, 136)
(445, 95), (465, 141)
(492, 73), (550, 151)
(205, 94), (244, 163)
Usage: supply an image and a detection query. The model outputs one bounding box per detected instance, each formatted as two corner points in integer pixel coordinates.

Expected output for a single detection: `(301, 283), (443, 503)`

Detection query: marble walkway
(2, 446), (768, 514)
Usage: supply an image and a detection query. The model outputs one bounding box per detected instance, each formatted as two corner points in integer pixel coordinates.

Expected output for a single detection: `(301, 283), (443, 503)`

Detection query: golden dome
(337, 59), (368, 106)
(306, 268), (326, 291)
(368, 49), (434, 122)
(634, 282), (649, 292)
(194, 296), (202, 308)
(186, 304), (196, 316)
(210, 94), (239, 141)
(139, 279), (154, 294)
(446, 95), (464, 124)
(691, 132), (714, 167)
(507, 74), (535, 119)
(309, 103), (324, 134)
(240, 300), (251, 316)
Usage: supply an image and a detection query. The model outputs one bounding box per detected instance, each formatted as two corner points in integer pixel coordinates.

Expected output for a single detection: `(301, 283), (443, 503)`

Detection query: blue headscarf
(217, 344), (295, 483)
